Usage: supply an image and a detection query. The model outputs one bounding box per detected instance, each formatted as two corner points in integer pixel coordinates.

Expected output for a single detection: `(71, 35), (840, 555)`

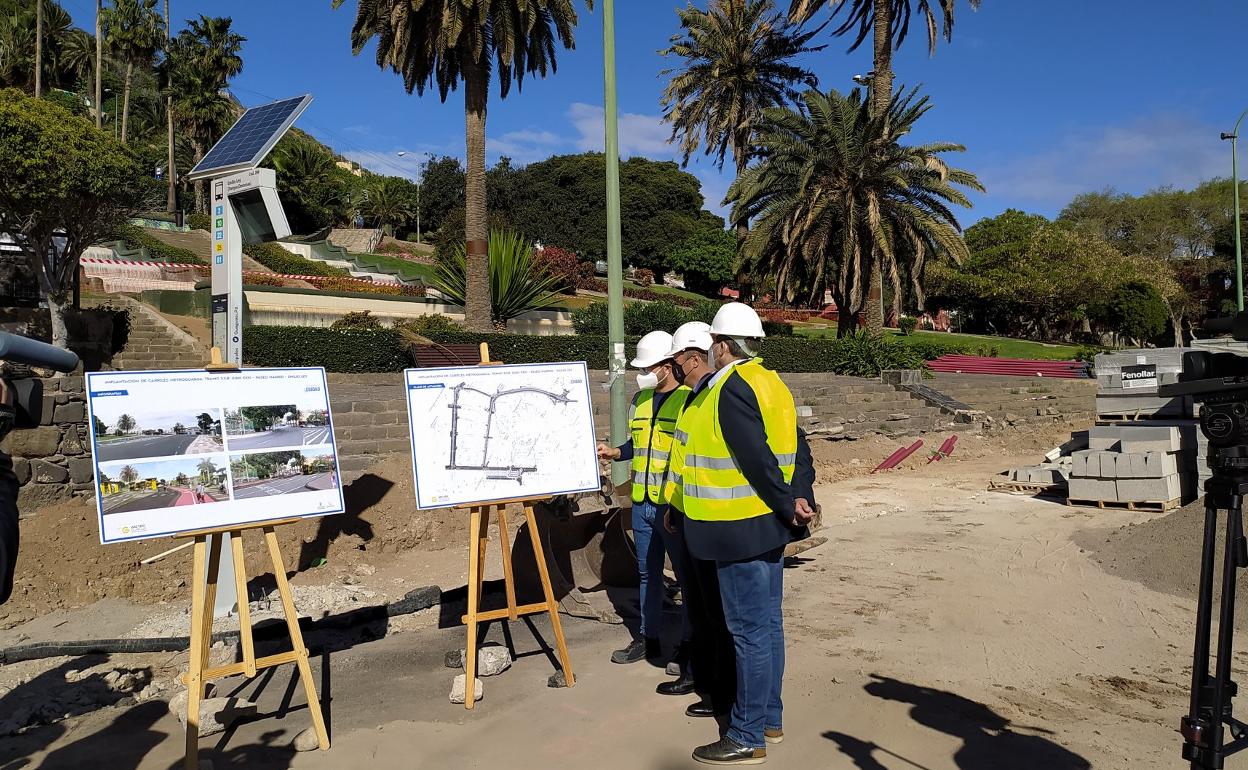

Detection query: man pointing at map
(597, 330), (692, 667)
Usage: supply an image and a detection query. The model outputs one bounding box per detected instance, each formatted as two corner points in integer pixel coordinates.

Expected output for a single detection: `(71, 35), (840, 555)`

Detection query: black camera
(1162, 350), (1248, 454)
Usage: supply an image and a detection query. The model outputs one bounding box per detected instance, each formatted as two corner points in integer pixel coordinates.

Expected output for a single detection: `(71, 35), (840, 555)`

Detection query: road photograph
(97, 456), (229, 515)
(223, 399), (333, 452)
(229, 446), (339, 501)
(90, 404), (224, 462)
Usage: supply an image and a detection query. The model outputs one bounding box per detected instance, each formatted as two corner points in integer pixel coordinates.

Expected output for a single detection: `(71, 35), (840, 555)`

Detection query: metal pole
(416, 182), (422, 244)
(1225, 111), (1248, 313)
(603, 0), (627, 485)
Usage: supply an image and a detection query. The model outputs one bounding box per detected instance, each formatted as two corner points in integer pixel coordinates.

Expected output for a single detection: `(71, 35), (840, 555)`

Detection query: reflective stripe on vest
(630, 386), (691, 504)
(677, 359), (797, 522)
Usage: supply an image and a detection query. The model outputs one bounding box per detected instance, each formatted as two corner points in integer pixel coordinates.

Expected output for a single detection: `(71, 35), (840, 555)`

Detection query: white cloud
(977, 114), (1227, 211)
(567, 102), (674, 157)
(489, 129), (567, 164)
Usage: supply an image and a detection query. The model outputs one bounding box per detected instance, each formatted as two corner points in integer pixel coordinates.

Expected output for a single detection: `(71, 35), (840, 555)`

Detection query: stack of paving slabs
(1066, 424), (1201, 509)
(1093, 348), (1193, 419)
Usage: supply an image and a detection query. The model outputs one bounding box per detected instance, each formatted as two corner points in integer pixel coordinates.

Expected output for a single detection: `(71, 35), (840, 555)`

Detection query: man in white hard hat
(667, 303), (816, 765)
(597, 330), (690, 665)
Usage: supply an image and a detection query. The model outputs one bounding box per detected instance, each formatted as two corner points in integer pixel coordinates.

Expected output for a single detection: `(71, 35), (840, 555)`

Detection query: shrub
(331, 310), (383, 330)
(186, 212), (211, 231)
(108, 223), (204, 264)
(1099, 280), (1168, 343)
(242, 273), (287, 287)
(1075, 345), (1107, 363)
(43, 90), (88, 117)
(634, 268), (655, 288)
(395, 314), (464, 340)
(536, 246), (581, 295)
(571, 301), (609, 335)
(894, 336), (970, 361)
(243, 242), (349, 277)
(898, 316), (918, 336)
(572, 299), (790, 337)
(243, 326), (408, 371)
(759, 333), (926, 376)
(315, 277), (426, 297)
(626, 300), (691, 336)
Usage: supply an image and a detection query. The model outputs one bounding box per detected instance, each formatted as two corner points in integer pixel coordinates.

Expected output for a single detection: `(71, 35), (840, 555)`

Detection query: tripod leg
(1210, 495), (1245, 765)
(1190, 502), (1220, 724)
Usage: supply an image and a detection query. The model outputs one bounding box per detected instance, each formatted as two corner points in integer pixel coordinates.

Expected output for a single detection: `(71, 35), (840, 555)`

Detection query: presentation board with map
(403, 362), (600, 510)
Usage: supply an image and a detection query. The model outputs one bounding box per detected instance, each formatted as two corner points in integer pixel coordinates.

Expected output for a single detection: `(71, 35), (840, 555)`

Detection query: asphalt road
(228, 425), (333, 451)
(232, 472), (332, 499)
(94, 434), (197, 461)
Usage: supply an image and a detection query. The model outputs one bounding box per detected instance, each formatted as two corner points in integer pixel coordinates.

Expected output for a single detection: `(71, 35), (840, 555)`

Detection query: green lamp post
(1222, 109), (1248, 313)
(603, 0), (627, 484)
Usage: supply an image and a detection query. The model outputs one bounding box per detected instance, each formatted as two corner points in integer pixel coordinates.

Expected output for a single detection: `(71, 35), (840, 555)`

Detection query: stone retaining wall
(4, 375), (94, 509)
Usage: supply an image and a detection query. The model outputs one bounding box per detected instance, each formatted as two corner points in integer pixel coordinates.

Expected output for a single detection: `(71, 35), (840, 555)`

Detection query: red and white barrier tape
(81, 257), (403, 285)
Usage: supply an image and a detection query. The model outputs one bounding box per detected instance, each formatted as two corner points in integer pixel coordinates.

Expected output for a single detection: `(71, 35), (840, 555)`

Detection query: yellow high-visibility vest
(630, 386), (691, 504)
(667, 359), (796, 522)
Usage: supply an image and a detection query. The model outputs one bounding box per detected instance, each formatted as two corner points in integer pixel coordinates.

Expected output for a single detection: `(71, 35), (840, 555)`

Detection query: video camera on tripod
(1161, 316), (1248, 769)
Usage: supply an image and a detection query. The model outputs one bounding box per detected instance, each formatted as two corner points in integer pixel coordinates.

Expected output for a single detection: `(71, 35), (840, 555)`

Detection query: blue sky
(61, 0), (1248, 225)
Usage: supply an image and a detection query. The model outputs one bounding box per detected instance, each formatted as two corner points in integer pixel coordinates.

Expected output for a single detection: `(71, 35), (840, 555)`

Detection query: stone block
(1117, 451), (1180, 479)
(1072, 450), (1117, 478)
(328, 411), (370, 428)
(68, 457), (95, 484)
(476, 643), (512, 677)
(61, 375), (84, 393)
(352, 401), (391, 414)
(170, 693), (258, 737)
(2, 426), (63, 458)
(59, 429), (86, 457)
(13, 457), (29, 485)
(1068, 477), (1118, 501)
(449, 675), (483, 704)
(53, 402), (85, 424)
(1115, 473), (1192, 503)
(18, 482), (69, 509)
(30, 459), (69, 484)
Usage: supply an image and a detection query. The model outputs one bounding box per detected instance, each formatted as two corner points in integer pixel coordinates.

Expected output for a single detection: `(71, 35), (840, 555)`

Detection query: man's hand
(794, 498), (816, 526)
(596, 443), (621, 461)
(664, 508), (676, 534)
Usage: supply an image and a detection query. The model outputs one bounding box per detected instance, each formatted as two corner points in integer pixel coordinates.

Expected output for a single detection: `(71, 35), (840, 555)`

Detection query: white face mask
(708, 342), (720, 371)
(636, 371), (660, 390)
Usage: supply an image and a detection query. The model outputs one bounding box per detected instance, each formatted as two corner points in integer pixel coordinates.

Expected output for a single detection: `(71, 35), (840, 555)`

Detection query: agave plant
(430, 230), (561, 331)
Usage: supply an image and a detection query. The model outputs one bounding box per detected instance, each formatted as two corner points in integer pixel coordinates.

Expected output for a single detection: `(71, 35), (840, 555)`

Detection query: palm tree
(95, 0), (102, 128)
(362, 176), (416, 235)
(660, 0), (822, 241)
(101, 0), (164, 142)
(728, 87), (982, 336)
(429, 229), (561, 331)
(335, 0), (594, 332)
(788, 0), (980, 328)
(197, 457), (219, 484)
(163, 0), (173, 212)
(59, 28), (96, 87)
(120, 464), (139, 484)
(167, 16), (244, 211)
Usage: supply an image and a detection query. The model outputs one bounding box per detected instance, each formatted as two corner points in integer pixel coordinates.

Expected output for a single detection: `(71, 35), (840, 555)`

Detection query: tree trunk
(192, 140), (205, 213)
(35, 0), (43, 97)
(121, 60), (133, 143)
(47, 292), (69, 349)
(1171, 311), (1184, 348)
(862, 0), (895, 334)
(462, 58), (492, 333)
(95, 0), (103, 129)
(165, 0), (175, 212)
(733, 138), (749, 243)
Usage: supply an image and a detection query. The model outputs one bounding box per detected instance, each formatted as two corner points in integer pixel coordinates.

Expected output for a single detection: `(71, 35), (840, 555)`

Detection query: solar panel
(187, 95), (312, 181)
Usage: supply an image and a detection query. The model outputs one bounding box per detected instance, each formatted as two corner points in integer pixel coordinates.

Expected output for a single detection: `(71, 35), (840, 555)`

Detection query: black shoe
(693, 737), (766, 765)
(611, 637), (660, 664)
(657, 672), (695, 696)
(686, 701), (717, 718)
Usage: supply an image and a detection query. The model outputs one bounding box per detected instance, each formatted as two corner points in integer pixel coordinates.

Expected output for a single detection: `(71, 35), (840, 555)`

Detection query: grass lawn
(548, 294), (597, 311)
(794, 325), (1083, 360)
(350, 252), (437, 282)
(623, 280), (708, 303)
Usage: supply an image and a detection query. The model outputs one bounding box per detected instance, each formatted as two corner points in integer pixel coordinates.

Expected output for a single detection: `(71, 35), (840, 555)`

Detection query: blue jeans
(632, 499), (668, 639)
(717, 547), (785, 749)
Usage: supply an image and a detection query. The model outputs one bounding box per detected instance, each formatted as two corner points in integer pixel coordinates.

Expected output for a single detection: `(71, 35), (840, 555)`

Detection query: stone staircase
(926, 373), (1097, 423)
(328, 228), (383, 254)
(104, 228), (271, 273)
(785, 375), (954, 437)
(87, 296), (209, 371)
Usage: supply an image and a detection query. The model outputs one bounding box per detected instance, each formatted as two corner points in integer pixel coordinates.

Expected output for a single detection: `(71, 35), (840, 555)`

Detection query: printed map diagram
(404, 362), (600, 509)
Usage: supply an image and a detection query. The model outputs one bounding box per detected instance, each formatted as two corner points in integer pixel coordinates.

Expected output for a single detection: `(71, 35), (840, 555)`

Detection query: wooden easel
(458, 343), (575, 710)
(179, 349), (330, 768)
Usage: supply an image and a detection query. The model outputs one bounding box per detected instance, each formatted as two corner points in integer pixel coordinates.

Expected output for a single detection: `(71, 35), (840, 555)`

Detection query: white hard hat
(709, 302), (766, 338)
(668, 321), (712, 356)
(631, 330), (675, 369)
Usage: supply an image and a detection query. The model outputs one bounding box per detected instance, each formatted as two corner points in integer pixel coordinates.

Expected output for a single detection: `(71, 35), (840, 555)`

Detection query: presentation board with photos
(85, 367), (344, 544)
(404, 361), (600, 510)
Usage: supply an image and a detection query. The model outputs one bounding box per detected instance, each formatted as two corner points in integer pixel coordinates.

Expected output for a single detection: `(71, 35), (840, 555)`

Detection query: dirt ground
(2, 417), (1211, 769)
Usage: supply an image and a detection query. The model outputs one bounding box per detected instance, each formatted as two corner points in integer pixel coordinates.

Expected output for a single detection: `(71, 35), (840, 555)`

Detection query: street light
(1222, 111), (1248, 313)
(397, 150), (432, 243)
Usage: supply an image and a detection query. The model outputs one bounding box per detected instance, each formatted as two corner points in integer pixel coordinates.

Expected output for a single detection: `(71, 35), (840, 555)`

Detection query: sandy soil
(0, 444), (1206, 770)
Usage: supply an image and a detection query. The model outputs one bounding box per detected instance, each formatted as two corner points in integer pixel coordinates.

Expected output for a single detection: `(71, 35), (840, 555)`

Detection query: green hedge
(243, 324), (941, 377)
(244, 242), (349, 277)
(243, 326), (408, 371)
(109, 223), (204, 264)
(573, 299), (791, 337)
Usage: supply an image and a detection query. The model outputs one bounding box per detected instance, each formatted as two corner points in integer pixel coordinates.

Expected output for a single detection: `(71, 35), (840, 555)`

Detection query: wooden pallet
(988, 478), (1067, 496)
(1066, 496), (1182, 512)
(1096, 412), (1191, 424)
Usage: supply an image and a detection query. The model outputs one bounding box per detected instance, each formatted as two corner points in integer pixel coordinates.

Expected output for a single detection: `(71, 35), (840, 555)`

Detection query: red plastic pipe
(872, 440), (924, 473)
(927, 435), (958, 463)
